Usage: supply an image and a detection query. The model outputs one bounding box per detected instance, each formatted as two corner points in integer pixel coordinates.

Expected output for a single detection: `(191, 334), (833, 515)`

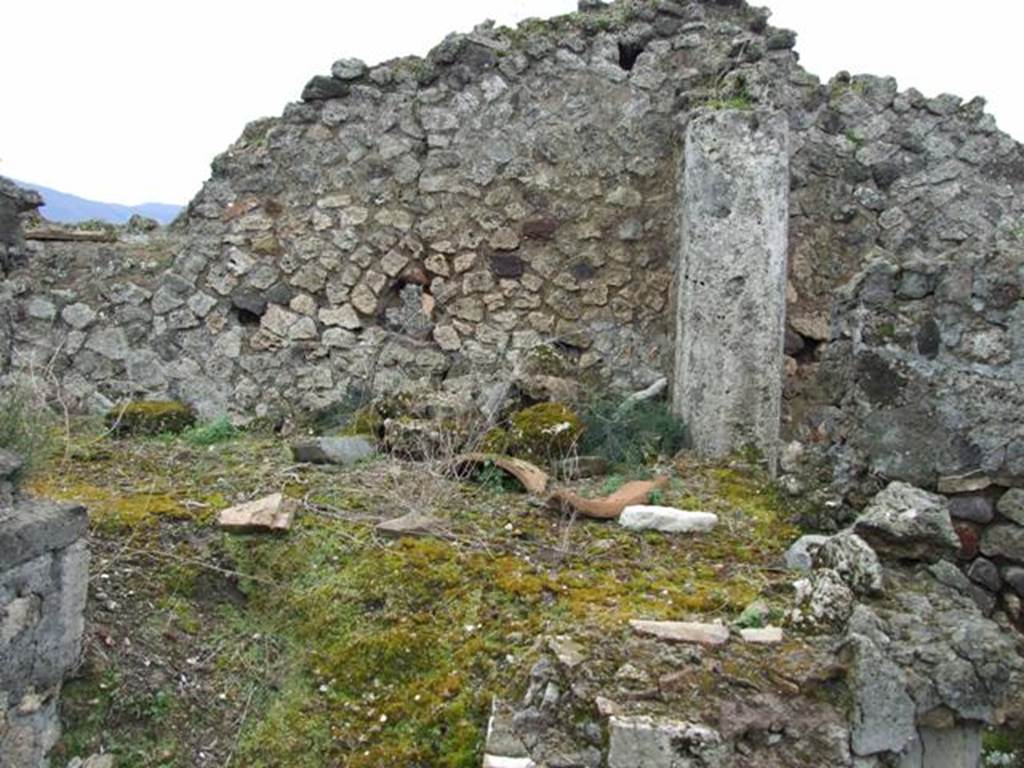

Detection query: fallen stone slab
(291, 436), (375, 466)
(218, 493), (294, 533)
(546, 477), (670, 520)
(739, 626), (784, 644)
(452, 453), (550, 495)
(619, 506), (718, 533)
(629, 620), (730, 646)
(608, 716), (727, 768)
(375, 510), (442, 539)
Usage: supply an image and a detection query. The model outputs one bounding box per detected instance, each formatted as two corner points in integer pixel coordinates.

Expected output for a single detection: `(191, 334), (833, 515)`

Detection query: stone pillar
(1, 453), (89, 767)
(673, 109), (790, 473)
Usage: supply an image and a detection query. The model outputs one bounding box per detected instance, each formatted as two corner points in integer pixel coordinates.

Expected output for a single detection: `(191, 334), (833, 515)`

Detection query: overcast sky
(2, 1), (1020, 205)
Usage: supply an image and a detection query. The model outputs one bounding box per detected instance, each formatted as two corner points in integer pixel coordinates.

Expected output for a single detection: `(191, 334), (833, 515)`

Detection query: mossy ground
(35, 421), (804, 766)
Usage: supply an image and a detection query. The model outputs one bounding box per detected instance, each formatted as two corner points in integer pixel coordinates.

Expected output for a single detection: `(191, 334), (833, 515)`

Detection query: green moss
(506, 402), (584, 463)
(182, 416), (237, 446)
(106, 400), (196, 436)
(480, 426), (510, 454)
(39, 426), (804, 766)
(341, 405), (384, 438)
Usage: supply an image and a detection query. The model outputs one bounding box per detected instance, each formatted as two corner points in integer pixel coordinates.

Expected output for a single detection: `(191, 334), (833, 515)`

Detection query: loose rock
(785, 534), (829, 571)
(739, 626), (784, 644)
(618, 506), (718, 533)
(853, 482), (959, 563)
(218, 493), (294, 533)
(291, 436), (375, 466)
(375, 511), (442, 539)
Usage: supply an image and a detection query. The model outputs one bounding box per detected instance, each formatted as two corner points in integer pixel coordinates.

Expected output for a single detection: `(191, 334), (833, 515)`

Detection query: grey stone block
(673, 109), (790, 474)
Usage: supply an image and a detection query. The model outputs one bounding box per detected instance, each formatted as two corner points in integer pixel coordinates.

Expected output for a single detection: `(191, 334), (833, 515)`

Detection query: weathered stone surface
(291, 436), (375, 466)
(60, 302), (97, 330)
(947, 494), (995, 524)
(937, 473), (992, 495)
(1003, 566), (1024, 596)
(739, 626), (784, 644)
(899, 726), (982, 768)
(331, 58), (367, 81)
(618, 506), (718, 534)
(607, 716), (727, 768)
(546, 636), (586, 669)
(854, 482), (959, 563)
(629, 620), (730, 646)
(813, 531), (884, 595)
(301, 75), (349, 101)
(979, 524), (1024, 564)
(375, 511), (442, 539)
(844, 633), (917, 756)
(997, 488), (1024, 526)
(790, 570), (854, 630)
(966, 557), (1001, 592)
(674, 109), (789, 473)
(1, 495), (88, 768)
(217, 493), (294, 533)
(785, 534), (829, 572)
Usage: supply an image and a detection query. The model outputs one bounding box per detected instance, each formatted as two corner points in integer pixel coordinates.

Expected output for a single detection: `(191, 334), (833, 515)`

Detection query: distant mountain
(12, 180), (183, 225)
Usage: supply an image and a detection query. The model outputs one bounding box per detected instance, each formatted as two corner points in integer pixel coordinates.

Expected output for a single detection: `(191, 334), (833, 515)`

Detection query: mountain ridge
(12, 179), (182, 225)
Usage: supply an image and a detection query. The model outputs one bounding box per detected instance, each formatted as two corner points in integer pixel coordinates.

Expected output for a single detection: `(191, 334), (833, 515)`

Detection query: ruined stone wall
(0, 452), (89, 767)
(2, 0), (1023, 506)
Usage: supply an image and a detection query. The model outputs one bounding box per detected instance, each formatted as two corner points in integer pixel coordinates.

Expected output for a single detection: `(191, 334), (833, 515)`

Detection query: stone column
(673, 109), (790, 473)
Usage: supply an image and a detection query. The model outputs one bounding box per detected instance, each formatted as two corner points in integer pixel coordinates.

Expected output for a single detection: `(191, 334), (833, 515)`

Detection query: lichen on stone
(105, 400), (196, 436)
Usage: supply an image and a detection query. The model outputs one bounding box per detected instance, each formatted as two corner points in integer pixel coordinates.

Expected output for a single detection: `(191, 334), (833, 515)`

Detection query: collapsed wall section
(2, 0), (1022, 510)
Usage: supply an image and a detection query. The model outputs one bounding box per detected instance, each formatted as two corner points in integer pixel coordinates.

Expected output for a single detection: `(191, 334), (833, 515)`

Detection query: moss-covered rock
(506, 403), (584, 462)
(341, 405), (384, 438)
(106, 400), (196, 436)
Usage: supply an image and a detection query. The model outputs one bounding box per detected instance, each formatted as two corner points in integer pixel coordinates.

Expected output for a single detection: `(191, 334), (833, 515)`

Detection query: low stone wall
(1, 452), (89, 767)
(949, 483), (1024, 624)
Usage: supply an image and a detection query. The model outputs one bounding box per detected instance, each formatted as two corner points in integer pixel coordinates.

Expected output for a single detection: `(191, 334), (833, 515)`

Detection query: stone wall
(2, 0), (1023, 509)
(0, 452), (89, 767)
(0, 178), (41, 275)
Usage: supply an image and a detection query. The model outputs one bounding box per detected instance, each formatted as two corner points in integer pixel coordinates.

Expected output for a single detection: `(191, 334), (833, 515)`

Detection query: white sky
(1, 1), (1020, 205)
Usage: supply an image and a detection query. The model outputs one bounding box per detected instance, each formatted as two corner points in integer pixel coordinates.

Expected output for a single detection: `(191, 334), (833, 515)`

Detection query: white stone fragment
(739, 626), (784, 644)
(482, 757), (534, 768)
(619, 506), (718, 533)
(629, 620), (730, 646)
